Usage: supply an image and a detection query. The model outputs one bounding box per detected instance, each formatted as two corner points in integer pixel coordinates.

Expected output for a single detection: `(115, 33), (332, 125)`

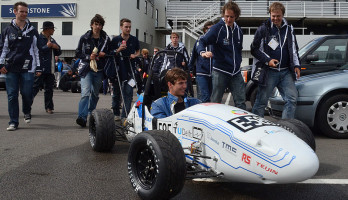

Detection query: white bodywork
(127, 101), (319, 184)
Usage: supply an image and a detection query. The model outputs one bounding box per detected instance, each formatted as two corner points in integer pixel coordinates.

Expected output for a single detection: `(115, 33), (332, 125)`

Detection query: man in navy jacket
(250, 2), (300, 119)
(32, 21), (61, 114)
(0, 2), (41, 131)
(188, 21), (214, 103)
(198, 1), (246, 109)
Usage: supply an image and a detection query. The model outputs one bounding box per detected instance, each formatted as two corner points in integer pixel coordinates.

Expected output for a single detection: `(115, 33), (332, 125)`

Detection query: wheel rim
(327, 101), (348, 133)
(89, 117), (96, 146)
(135, 145), (157, 189)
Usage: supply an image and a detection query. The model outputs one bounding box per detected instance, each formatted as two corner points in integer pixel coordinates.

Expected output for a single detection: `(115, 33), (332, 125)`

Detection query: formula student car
(88, 51), (319, 200)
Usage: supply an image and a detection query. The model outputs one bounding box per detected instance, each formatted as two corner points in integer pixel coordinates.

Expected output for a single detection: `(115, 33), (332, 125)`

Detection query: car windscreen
(299, 38), (321, 58)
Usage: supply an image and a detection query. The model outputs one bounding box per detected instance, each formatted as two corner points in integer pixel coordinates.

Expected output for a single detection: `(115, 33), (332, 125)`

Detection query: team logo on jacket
(9, 33), (16, 40)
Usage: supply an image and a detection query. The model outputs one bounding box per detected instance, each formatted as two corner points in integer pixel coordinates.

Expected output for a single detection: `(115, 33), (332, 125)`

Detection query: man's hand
(268, 59), (279, 68)
(90, 52), (97, 60)
(295, 68), (301, 80)
(201, 51), (213, 58)
(117, 43), (127, 53)
(36, 72), (42, 76)
(182, 62), (186, 66)
(130, 54), (137, 59)
(0, 67), (8, 74)
(98, 52), (106, 58)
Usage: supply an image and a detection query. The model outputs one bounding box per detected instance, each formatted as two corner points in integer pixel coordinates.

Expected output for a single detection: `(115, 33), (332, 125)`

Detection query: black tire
(317, 94), (348, 139)
(89, 109), (116, 152)
(128, 130), (186, 200)
(277, 119), (316, 151)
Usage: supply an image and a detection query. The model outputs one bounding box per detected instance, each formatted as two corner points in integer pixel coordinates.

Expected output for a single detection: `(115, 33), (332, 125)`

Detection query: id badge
(223, 38), (229, 46)
(268, 38), (279, 50)
(22, 59), (30, 70)
(128, 79), (136, 87)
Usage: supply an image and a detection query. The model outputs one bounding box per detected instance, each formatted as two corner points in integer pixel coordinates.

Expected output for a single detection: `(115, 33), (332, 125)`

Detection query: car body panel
(127, 99), (319, 184)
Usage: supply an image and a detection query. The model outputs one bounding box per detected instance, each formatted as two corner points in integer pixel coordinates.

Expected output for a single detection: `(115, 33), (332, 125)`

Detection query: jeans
(196, 75), (212, 103)
(78, 71), (103, 121)
(211, 70), (246, 110)
(112, 79), (134, 118)
(6, 72), (34, 126)
(32, 73), (55, 110)
(252, 69), (298, 119)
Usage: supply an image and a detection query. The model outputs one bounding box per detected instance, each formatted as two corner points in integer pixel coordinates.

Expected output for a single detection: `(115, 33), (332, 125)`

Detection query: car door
(300, 37), (348, 76)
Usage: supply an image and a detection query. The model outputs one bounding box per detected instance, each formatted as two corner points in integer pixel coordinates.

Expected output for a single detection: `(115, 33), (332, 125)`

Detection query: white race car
(88, 51), (319, 200)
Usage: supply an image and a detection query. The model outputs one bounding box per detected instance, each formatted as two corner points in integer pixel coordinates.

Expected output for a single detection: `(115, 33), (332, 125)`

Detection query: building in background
(166, 0), (348, 66)
(0, 0), (168, 62)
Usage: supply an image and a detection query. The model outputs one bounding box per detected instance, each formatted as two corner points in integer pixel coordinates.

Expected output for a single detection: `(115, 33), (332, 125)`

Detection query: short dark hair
(269, 2), (285, 15)
(165, 68), (187, 85)
(120, 18), (131, 26)
(14, 1), (28, 10)
(222, 1), (241, 20)
(90, 14), (105, 26)
(203, 21), (214, 33)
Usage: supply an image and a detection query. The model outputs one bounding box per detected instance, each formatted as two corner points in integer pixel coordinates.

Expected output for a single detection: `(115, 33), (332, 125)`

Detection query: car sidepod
(155, 103), (319, 184)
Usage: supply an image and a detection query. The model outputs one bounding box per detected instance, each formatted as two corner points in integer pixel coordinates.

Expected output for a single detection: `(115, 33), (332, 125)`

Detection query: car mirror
(306, 54), (319, 62)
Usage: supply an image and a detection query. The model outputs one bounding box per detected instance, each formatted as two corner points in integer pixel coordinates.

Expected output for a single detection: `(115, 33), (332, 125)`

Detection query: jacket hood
(10, 18), (35, 33)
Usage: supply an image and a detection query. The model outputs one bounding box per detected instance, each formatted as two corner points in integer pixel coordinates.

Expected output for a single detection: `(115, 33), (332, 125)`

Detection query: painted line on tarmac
(192, 178), (348, 184)
(298, 179), (348, 184)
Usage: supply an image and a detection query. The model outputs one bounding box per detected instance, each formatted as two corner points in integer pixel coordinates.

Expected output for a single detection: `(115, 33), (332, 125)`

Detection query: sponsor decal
(256, 161), (278, 175)
(182, 127), (203, 139)
(231, 110), (248, 115)
(207, 132), (219, 145)
(227, 115), (278, 132)
(222, 141), (237, 154)
(242, 153), (251, 165)
(158, 122), (172, 131)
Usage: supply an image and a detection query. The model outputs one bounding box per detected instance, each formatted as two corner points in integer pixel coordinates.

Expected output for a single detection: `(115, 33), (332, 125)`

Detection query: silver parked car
(268, 64), (348, 139)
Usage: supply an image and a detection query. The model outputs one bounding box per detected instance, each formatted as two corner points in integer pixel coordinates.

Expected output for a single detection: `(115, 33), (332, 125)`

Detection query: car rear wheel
(317, 94), (348, 139)
(277, 119), (316, 151)
(89, 109), (116, 151)
(128, 130), (186, 200)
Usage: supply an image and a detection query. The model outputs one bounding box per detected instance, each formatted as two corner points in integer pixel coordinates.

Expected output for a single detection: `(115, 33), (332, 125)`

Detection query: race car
(88, 51), (319, 200)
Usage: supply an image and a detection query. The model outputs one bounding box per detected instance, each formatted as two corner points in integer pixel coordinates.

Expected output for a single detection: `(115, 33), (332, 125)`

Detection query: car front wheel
(317, 94), (348, 139)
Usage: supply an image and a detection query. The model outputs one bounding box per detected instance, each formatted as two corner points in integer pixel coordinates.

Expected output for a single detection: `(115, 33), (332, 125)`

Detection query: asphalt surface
(0, 89), (347, 200)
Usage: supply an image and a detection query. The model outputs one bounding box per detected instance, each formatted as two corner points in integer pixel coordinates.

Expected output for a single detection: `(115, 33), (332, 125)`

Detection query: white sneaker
(7, 124), (17, 131)
(24, 114), (31, 123)
(114, 116), (121, 121)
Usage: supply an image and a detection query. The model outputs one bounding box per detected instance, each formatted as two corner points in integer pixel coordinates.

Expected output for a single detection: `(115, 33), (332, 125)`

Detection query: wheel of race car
(89, 109), (116, 152)
(128, 130), (186, 200)
(317, 94), (348, 139)
(277, 119), (316, 151)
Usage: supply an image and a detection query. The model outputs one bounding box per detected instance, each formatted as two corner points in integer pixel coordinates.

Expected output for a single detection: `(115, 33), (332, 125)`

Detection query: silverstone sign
(1, 3), (77, 18)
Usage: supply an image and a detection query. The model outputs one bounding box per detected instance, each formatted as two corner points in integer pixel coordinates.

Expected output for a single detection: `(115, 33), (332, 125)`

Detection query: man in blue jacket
(0, 2), (41, 131)
(32, 21), (61, 114)
(109, 18), (140, 121)
(198, 1), (246, 109)
(250, 2), (300, 119)
(151, 68), (201, 119)
(188, 21), (214, 103)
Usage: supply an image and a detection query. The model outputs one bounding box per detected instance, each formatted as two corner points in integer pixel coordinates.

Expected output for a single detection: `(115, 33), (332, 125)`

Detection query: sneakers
(6, 124), (17, 131)
(76, 117), (87, 127)
(114, 116), (121, 121)
(24, 114), (31, 123)
(46, 109), (54, 114)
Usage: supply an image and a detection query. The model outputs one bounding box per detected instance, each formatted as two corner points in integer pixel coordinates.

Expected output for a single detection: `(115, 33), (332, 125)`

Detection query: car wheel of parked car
(89, 109), (116, 152)
(317, 94), (348, 139)
(128, 130), (186, 200)
(277, 119), (316, 151)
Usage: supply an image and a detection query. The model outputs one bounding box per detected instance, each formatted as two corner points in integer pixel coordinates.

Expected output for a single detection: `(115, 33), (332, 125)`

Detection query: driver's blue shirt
(150, 92), (201, 118)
